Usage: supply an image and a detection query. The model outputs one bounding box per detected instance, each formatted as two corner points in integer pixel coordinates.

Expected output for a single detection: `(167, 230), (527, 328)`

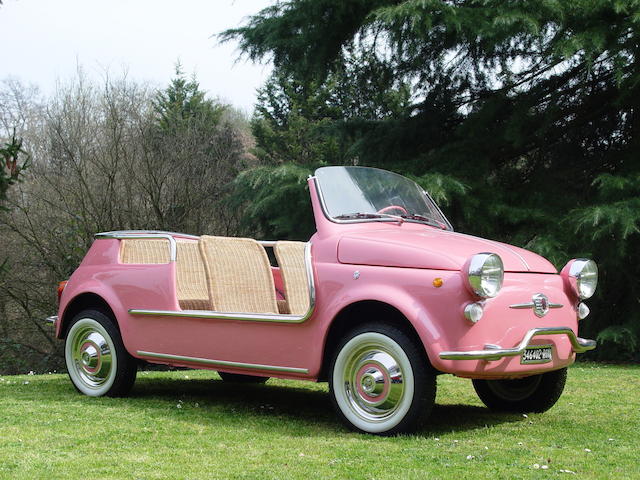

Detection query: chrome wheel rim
(341, 341), (407, 423)
(487, 376), (542, 402)
(67, 320), (114, 390)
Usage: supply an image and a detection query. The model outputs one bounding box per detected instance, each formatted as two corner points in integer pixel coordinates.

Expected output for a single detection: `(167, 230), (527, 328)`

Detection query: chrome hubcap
(343, 345), (405, 422)
(71, 325), (113, 388)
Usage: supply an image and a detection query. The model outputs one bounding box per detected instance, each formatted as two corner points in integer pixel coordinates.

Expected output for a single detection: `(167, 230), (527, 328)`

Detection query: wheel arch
(58, 292), (118, 339)
(318, 300), (437, 382)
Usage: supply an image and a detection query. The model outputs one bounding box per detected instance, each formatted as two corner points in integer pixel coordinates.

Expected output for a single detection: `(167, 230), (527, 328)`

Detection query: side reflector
(57, 281), (68, 302)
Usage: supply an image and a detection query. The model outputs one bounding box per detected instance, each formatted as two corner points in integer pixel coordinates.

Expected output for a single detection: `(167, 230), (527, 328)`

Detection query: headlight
(568, 259), (598, 299)
(466, 253), (504, 298)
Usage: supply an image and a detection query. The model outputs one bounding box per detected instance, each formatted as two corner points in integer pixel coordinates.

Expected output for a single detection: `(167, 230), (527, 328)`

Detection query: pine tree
(223, 0), (640, 359)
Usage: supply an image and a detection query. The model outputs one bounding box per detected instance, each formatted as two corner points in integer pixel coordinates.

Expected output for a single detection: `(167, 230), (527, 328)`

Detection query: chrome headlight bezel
(567, 258), (598, 299)
(466, 253), (504, 298)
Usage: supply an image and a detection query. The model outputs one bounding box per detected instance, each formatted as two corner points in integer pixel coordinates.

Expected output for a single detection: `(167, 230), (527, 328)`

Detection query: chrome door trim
(95, 231), (179, 262)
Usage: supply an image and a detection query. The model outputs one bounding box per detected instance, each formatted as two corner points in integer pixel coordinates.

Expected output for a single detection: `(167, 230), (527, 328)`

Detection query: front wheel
(472, 367), (567, 413)
(329, 323), (436, 435)
(65, 309), (137, 397)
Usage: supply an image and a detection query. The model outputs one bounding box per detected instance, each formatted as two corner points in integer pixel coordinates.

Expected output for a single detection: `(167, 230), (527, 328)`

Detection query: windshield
(314, 166), (452, 230)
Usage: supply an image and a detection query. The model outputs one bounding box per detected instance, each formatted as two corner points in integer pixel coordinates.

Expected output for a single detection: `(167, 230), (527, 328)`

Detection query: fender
(57, 262), (178, 356)
(316, 265), (464, 370)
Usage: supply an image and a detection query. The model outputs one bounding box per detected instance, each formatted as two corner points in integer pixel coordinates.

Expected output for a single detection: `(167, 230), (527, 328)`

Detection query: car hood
(337, 227), (557, 273)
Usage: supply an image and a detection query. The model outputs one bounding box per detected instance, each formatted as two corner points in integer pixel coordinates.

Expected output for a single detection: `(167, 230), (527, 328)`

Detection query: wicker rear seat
(198, 235), (279, 314)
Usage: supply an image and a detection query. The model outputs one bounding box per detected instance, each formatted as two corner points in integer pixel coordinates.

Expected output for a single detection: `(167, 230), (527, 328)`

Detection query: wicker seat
(120, 239), (170, 264)
(199, 235), (279, 314)
(175, 241), (209, 310)
(274, 241), (310, 315)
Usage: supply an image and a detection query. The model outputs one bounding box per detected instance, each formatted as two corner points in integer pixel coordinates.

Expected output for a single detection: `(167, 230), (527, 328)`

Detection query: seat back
(274, 241), (310, 315)
(199, 235), (278, 314)
(175, 241), (209, 310)
(120, 239), (170, 264)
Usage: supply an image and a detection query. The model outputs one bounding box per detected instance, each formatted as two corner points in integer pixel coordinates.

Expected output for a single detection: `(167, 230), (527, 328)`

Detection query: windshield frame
(312, 166), (454, 231)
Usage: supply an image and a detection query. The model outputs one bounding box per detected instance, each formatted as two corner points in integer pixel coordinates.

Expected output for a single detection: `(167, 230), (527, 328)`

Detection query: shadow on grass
(119, 376), (521, 437)
(427, 403), (522, 436)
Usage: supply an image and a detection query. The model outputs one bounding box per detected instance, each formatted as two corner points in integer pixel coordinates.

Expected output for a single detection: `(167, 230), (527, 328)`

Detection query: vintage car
(47, 166), (597, 435)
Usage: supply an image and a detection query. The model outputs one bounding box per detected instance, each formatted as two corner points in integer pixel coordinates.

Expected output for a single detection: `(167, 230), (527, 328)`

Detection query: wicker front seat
(274, 241), (310, 315)
(199, 235), (279, 314)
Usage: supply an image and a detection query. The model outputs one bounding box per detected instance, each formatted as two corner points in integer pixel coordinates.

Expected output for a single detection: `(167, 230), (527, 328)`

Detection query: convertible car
(47, 166), (597, 434)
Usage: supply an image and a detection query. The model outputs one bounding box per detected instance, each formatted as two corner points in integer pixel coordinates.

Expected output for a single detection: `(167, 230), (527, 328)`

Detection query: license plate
(521, 345), (553, 364)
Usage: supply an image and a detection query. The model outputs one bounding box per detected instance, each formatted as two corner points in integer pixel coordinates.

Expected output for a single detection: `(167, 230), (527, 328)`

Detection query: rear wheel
(218, 372), (268, 384)
(329, 323), (436, 435)
(65, 309), (137, 397)
(472, 367), (567, 413)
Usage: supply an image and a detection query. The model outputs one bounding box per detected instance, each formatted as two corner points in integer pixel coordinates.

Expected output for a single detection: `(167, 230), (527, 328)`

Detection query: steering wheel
(377, 205), (408, 215)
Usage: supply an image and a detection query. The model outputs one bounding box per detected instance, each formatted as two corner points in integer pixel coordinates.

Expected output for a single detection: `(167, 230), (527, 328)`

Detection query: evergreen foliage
(149, 65), (250, 234)
(153, 64), (226, 135)
(224, 0), (640, 360)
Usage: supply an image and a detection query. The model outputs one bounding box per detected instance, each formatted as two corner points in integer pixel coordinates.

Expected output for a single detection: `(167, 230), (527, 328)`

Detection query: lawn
(0, 364), (637, 480)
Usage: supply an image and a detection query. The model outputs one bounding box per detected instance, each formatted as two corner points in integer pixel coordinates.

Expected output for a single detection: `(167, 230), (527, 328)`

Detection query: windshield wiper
(335, 212), (404, 224)
(398, 214), (448, 229)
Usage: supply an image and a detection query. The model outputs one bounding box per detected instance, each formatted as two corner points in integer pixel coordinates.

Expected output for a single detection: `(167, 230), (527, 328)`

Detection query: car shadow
(125, 376), (522, 437)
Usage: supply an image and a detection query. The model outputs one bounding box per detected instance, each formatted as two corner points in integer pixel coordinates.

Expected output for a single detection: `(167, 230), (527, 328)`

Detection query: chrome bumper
(439, 327), (596, 361)
(45, 315), (58, 325)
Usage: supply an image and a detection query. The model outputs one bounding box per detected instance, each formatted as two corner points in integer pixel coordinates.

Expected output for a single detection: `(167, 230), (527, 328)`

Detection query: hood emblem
(532, 293), (550, 317)
(509, 293), (563, 317)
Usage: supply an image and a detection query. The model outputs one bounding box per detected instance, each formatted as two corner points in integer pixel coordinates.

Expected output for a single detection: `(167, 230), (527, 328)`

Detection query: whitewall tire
(65, 309), (136, 397)
(329, 323), (436, 435)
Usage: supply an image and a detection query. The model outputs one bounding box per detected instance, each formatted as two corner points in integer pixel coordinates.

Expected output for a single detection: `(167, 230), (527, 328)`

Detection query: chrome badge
(509, 293), (563, 317)
(531, 293), (550, 317)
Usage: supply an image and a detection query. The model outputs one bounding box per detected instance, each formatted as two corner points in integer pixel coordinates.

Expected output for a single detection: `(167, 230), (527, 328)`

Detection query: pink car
(48, 166), (597, 434)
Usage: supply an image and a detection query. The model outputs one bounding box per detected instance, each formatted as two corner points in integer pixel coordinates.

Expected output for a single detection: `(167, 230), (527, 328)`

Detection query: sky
(0, 0), (274, 112)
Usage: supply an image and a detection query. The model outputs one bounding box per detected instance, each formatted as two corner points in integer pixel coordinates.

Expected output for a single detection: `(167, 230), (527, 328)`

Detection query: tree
(147, 65), (254, 234)
(0, 133), (27, 206)
(0, 71), (253, 373)
(223, 0), (640, 360)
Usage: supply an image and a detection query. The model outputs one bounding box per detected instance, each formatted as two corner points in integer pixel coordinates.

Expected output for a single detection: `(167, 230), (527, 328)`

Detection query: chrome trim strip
(96, 232), (178, 262)
(137, 351), (309, 374)
(422, 190), (454, 231)
(45, 315), (58, 325)
(130, 309), (308, 323)
(129, 241), (316, 324)
(507, 247), (531, 271)
(96, 230), (199, 240)
(439, 326), (596, 361)
(509, 302), (563, 309)
(96, 231), (281, 262)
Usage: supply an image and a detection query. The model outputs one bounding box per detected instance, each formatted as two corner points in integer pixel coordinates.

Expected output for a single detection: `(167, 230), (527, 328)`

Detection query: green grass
(0, 364), (638, 480)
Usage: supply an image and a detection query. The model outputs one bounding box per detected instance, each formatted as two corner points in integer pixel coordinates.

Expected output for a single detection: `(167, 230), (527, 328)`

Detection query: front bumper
(439, 327), (596, 361)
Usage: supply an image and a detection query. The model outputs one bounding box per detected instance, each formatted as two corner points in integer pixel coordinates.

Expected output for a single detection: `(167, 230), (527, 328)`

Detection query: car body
(49, 166), (597, 434)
